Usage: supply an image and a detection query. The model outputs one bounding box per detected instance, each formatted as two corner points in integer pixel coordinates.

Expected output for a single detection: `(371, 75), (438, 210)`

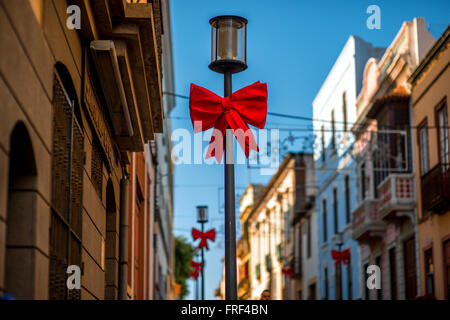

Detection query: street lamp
(196, 205), (209, 300)
(209, 16), (247, 74)
(209, 15), (248, 300)
(335, 232), (344, 300)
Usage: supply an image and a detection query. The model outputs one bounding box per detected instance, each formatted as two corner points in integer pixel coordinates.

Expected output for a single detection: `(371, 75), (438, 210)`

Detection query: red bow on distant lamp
(189, 81), (268, 162)
(190, 260), (203, 274)
(192, 228), (216, 250)
(331, 248), (351, 266)
(282, 266), (293, 277)
(189, 270), (199, 280)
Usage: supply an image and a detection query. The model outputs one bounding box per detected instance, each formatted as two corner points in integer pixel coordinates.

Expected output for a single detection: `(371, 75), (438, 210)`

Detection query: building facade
(351, 18), (435, 300)
(313, 35), (384, 300)
(409, 26), (450, 300)
(286, 154), (317, 300)
(0, 0), (172, 300)
(238, 153), (315, 300)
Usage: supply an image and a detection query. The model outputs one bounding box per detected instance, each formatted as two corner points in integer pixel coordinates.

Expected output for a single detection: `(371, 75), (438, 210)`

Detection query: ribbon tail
(206, 118), (227, 163)
(227, 113), (259, 158)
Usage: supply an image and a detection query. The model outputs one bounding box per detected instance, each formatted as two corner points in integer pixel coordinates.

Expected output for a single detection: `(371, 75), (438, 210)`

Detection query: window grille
(49, 73), (83, 300)
(91, 139), (103, 199)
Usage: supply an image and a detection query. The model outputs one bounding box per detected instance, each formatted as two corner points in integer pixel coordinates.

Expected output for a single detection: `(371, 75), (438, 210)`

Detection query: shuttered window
(91, 138), (103, 199)
(49, 73), (84, 300)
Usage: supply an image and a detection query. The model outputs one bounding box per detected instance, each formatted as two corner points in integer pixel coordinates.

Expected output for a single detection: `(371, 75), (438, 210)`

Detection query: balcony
(352, 199), (385, 243)
(421, 164), (450, 213)
(291, 257), (302, 279)
(377, 174), (415, 222)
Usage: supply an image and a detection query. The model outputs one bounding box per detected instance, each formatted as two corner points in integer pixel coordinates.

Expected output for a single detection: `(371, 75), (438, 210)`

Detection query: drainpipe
(119, 171), (129, 300)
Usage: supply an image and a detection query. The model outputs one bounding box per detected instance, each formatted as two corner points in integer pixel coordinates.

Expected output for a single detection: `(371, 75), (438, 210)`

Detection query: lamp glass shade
(196, 205), (209, 223)
(209, 16), (247, 74)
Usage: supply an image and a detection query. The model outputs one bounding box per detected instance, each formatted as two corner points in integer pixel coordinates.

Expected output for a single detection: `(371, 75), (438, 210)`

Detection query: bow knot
(221, 96), (232, 113)
(189, 81), (268, 162)
(192, 228), (216, 250)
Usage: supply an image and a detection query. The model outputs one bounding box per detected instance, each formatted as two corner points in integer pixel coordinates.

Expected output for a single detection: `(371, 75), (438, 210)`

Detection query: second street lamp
(209, 15), (248, 300)
(196, 205), (208, 300)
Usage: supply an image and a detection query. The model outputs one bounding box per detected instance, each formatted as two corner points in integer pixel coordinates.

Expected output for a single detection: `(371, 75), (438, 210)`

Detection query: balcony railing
(377, 174), (415, 221)
(352, 198), (385, 243)
(421, 163), (450, 213)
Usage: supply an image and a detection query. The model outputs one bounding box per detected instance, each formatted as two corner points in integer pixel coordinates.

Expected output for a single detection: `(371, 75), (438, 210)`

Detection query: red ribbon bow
(282, 267), (293, 277)
(192, 228), (216, 250)
(189, 81), (268, 162)
(190, 260), (203, 274)
(189, 270), (199, 280)
(331, 249), (350, 266)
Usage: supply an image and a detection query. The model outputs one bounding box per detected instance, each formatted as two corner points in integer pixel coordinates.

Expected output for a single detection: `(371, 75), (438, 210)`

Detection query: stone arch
(105, 178), (119, 299)
(54, 62), (82, 126)
(4, 121), (38, 299)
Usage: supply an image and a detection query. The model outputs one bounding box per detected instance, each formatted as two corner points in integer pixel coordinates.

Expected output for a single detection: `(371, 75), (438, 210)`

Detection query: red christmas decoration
(331, 248), (351, 266)
(282, 266), (293, 277)
(192, 228), (216, 250)
(189, 270), (199, 280)
(189, 81), (268, 162)
(190, 260), (203, 274)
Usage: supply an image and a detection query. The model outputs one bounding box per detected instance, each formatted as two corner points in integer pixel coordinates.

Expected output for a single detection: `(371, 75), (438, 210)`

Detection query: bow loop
(189, 82), (268, 162)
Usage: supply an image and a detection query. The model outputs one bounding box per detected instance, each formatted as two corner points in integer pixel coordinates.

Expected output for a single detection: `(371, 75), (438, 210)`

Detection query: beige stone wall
(0, 0), (123, 300)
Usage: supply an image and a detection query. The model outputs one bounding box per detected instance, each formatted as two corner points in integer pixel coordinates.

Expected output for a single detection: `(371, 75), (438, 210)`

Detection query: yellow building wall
(411, 42), (450, 299)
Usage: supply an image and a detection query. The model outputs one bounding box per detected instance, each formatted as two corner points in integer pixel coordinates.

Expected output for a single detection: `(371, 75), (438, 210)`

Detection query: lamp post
(196, 205), (209, 300)
(335, 232), (343, 300)
(195, 249), (201, 300)
(209, 15), (248, 301)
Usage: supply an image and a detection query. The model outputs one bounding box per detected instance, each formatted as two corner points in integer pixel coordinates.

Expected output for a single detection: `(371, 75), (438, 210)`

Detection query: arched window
(49, 65), (84, 300)
(4, 122), (37, 299)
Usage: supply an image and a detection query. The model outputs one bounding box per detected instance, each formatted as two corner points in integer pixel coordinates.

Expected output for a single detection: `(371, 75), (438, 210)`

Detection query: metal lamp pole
(336, 233), (343, 300)
(209, 15), (248, 301)
(197, 205), (209, 300)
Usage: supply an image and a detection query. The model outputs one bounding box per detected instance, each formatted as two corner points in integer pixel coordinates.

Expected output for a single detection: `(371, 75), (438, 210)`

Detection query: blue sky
(168, 0), (449, 299)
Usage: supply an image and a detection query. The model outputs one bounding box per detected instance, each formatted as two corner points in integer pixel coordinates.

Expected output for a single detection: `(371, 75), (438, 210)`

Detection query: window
(418, 121), (429, 175)
(443, 239), (450, 299)
(331, 109), (336, 151)
(307, 217), (311, 258)
(324, 267), (329, 299)
(364, 262), (370, 300)
(333, 188), (338, 234)
(342, 92), (347, 132)
(336, 262), (342, 300)
(347, 254), (352, 300)
(322, 199), (328, 242)
(360, 162), (366, 201)
(308, 283), (316, 300)
(436, 101), (449, 167)
(424, 247), (434, 295)
(91, 138), (103, 199)
(345, 175), (351, 224)
(49, 71), (84, 300)
(321, 125), (326, 163)
(376, 255), (382, 300)
(389, 247), (397, 300)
